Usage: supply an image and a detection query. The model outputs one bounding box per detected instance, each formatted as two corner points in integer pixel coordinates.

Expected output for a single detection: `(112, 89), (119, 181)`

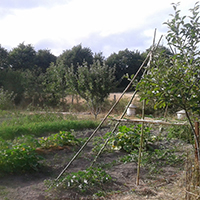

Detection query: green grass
(0, 120), (98, 140)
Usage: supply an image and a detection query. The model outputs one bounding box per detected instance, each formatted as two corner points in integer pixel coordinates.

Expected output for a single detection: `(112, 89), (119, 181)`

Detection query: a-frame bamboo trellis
(55, 29), (189, 185)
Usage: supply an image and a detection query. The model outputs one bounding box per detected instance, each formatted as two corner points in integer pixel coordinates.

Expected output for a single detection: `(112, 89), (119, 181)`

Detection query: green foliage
(36, 49), (57, 73)
(92, 124), (154, 154)
(0, 113), (98, 140)
(46, 167), (112, 193)
(0, 44), (9, 69)
(0, 138), (43, 173)
(138, 2), (200, 117)
(21, 69), (45, 106)
(110, 125), (152, 153)
(43, 61), (68, 107)
(120, 147), (185, 174)
(0, 87), (15, 110)
(0, 69), (25, 105)
(57, 44), (93, 70)
(106, 49), (144, 88)
(39, 131), (80, 149)
(66, 60), (117, 118)
(167, 125), (193, 143)
(8, 42), (36, 71)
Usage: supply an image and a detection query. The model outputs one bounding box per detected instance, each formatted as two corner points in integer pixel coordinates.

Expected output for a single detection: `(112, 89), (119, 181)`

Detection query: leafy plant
(39, 131), (80, 149)
(167, 125), (193, 143)
(0, 143), (43, 173)
(46, 167), (112, 193)
(110, 125), (153, 153)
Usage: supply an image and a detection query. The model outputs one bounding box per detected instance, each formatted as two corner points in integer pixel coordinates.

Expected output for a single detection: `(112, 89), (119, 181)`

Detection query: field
(0, 94), (195, 199)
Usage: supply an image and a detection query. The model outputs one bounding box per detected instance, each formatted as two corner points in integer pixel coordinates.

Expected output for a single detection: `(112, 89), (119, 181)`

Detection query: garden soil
(0, 126), (187, 200)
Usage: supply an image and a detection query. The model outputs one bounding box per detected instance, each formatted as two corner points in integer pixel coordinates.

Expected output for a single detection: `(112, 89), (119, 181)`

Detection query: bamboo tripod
(55, 29), (161, 183)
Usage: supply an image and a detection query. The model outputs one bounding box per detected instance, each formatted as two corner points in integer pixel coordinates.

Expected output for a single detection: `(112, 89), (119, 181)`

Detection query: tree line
(0, 42), (146, 114)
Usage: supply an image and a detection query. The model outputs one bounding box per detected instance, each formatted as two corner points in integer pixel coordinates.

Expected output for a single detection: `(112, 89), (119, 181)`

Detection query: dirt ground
(0, 125), (188, 200)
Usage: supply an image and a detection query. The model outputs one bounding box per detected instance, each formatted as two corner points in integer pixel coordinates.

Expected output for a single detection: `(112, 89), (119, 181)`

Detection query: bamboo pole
(112, 118), (187, 126)
(136, 100), (145, 185)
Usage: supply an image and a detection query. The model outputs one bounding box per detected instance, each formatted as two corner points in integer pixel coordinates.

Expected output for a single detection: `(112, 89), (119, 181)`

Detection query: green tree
(137, 2), (200, 154)
(57, 44), (93, 70)
(0, 69), (25, 105)
(36, 49), (57, 72)
(66, 60), (117, 119)
(0, 45), (9, 70)
(21, 69), (45, 106)
(43, 61), (68, 107)
(106, 49), (144, 89)
(8, 42), (37, 71)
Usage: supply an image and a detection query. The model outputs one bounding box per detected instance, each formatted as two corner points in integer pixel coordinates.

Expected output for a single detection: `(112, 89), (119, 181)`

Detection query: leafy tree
(106, 49), (144, 89)
(0, 69), (25, 105)
(93, 52), (105, 65)
(66, 60), (117, 119)
(36, 49), (57, 72)
(43, 61), (68, 107)
(57, 44), (93, 70)
(8, 42), (37, 71)
(0, 45), (9, 70)
(137, 2), (200, 152)
(21, 69), (45, 106)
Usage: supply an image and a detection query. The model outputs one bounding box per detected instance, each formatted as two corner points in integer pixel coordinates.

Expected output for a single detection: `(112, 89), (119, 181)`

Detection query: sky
(0, 0), (198, 58)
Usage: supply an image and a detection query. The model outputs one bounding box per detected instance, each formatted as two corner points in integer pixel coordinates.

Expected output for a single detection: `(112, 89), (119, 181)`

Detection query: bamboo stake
(136, 100), (145, 185)
(112, 118), (187, 126)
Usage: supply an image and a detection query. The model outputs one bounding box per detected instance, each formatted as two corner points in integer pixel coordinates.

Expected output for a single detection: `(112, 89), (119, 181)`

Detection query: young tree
(43, 61), (68, 108)
(66, 60), (117, 119)
(137, 2), (200, 158)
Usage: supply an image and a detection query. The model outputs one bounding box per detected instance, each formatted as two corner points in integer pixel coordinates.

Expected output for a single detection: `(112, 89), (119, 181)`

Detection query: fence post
(195, 121), (199, 186)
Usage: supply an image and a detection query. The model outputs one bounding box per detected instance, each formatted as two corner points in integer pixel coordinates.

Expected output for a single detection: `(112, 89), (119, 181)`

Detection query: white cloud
(0, 0), (198, 56)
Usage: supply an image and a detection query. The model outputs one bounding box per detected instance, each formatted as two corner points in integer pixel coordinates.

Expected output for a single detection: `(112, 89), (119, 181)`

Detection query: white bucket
(127, 104), (136, 116)
(176, 110), (186, 119)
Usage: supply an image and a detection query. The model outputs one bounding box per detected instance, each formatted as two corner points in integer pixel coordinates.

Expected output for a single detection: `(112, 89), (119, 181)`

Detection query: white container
(127, 104), (137, 116)
(176, 110), (186, 119)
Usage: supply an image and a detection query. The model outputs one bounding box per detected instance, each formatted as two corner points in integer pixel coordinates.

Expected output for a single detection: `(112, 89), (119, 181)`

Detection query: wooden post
(114, 95), (116, 102)
(195, 121), (199, 186)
